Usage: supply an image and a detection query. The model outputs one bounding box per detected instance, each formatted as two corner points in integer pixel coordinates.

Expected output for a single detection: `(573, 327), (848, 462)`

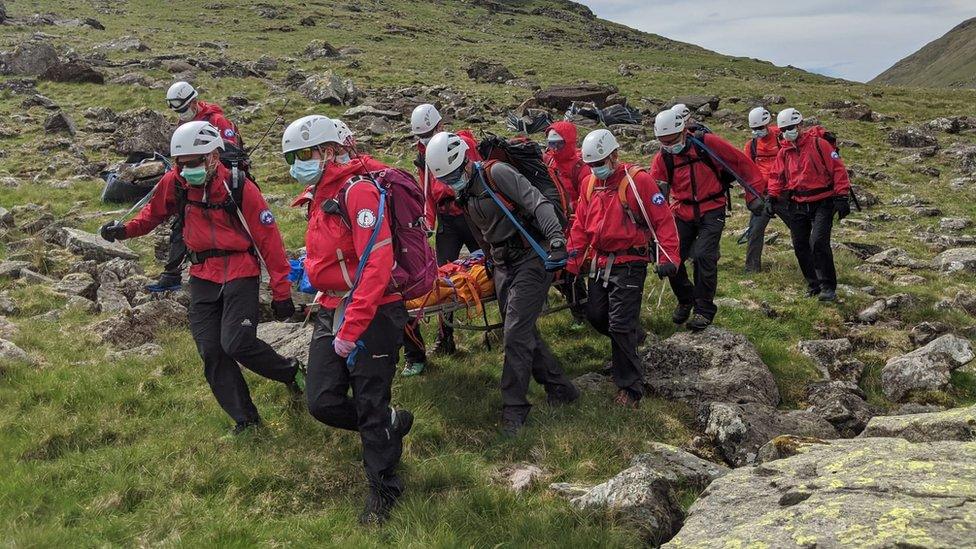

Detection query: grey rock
(256, 321), (313, 363)
(881, 334), (975, 401)
(642, 327), (780, 407)
(0, 41), (59, 76)
(910, 321), (952, 346)
(54, 272), (97, 300)
(0, 206), (12, 227)
(465, 60), (515, 84)
(887, 128), (938, 148)
(19, 269), (55, 285)
(549, 482), (592, 499)
(93, 300), (188, 349)
(95, 284), (130, 313)
(865, 247), (924, 269)
(665, 438), (976, 548)
(856, 299), (887, 323)
(572, 371), (611, 393)
(805, 380), (875, 437)
(670, 95), (719, 111)
(0, 260), (30, 278)
(861, 405), (975, 442)
(41, 60), (103, 84)
(703, 401), (838, 466)
(499, 463), (546, 493)
(533, 83), (618, 110)
(298, 71), (361, 106)
(796, 338), (864, 382)
(302, 39), (339, 59)
(933, 247), (976, 274)
(0, 338), (29, 363)
(43, 111), (76, 136)
(94, 35), (150, 53)
(106, 342), (164, 361)
(0, 317), (18, 339)
(112, 108), (172, 156)
(940, 217), (972, 231)
(0, 291), (18, 315)
(62, 228), (138, 262)
(572, 465), (682, 545)
(343, 105), (401, 119)
(631, 442), (728, 491)
(64, 295), (97, 313)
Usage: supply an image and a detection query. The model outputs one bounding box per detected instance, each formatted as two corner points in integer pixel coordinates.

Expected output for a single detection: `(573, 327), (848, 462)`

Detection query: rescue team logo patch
(356, 209), (377, 229)
(652, 192), (666, 205)
(831, 151), (841, 160)
(224, 128), (235, 138)
(259, 209), (275, 225)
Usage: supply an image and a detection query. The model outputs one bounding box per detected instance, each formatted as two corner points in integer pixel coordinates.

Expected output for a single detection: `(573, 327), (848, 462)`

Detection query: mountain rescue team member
(149, 82), (245, 293)
(99, 122), (302, 437)
(741, 107), (782, 273)
(672, 102), (712, 134)
(401, 104), (482, 376)
(567, 129), (680, 408)
(767, 108), (851, 302)
(651, 109), (766, 331)
(282, 115), (413, 525)
(426, 132), (579, 436)
(544, 121), (592, 326)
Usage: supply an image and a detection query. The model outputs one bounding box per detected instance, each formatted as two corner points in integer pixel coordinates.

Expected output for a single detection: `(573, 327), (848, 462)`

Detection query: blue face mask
(592, 164), (613, 180)
(783, 129), (799, 142)
(335, 153), (351, 165)
(663, 141), (686, 155)
(752, 128), (768, 138)
(289, 158), (323, 184)
(181, 165), (207, 186)
(442, 167), (469, 194)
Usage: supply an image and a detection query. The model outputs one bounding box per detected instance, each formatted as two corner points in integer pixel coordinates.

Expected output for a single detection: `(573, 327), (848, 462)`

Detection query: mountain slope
(872, 17), (976, 88)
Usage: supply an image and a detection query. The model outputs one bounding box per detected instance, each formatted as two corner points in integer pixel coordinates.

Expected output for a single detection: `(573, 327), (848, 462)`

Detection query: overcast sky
(581, 0), (975, 82)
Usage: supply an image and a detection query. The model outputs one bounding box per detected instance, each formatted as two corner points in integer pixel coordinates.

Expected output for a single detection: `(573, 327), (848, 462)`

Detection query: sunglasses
(176, 156), (207, 169)
(284, 147), (316, 166)
(547, 140), (565, 151)
(781, 124), (799, 132)
(167, 99), (191, 113)
(585, 158), (610, 169)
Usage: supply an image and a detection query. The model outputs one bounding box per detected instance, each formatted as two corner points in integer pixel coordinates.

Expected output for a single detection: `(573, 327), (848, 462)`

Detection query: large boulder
(54, 272), (97, 300)
(861, 405), (976, 442)
(805, 380), (876, 437)
(0, 338), (29, 363)
(631, 442), (729, 492)
(795, 338), (864, 382)
(933, 247), (976, 274)
(112, 108), (172, 156)
(256, 321), (314, 363)
(0, 41), (59, 76)
(94, 300), (188, 349)
(887, 128), (938, 148)
(533, 83), (618, 110)
(297, 71), (361, 105)
(881, 334), (974, 401)
(702, 402), (838, 466)
(465, 60), (515, 84)
(664, 438), (976, 548)
(571, 465), (682, 545)
(41, 60), (104, 84)
(642, 327), (780, 408)
(62, 228), (138, 262)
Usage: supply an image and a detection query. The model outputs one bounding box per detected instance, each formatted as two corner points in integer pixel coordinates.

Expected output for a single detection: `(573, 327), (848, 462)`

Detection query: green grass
(2, 0), (976, 545)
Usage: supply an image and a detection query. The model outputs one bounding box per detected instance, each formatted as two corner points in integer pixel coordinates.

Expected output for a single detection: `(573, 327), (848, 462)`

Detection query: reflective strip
(336, 249), (353, 288)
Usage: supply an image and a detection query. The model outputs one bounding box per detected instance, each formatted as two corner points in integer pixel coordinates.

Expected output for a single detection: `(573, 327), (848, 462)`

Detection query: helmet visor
(284, 147), (316, 166)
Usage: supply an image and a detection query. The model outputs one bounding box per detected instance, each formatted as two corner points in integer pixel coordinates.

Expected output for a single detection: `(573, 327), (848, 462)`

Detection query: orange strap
(584, 166), (646, 207)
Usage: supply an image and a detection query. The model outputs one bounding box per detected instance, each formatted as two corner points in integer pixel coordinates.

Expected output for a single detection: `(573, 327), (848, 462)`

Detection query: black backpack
(477, 133), (569, 228)
(661, 131), (736, 210)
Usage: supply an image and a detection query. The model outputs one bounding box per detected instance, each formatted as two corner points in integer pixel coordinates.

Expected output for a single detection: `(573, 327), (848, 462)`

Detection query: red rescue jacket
(769, 131), (851, 203)
(417, 129), (482, 223)
(190, 101), (240, 146)
(303, 156), (400, 342)
(743, 125), (781, 188)
(649, 132), (766, 222)
(543, 121), (591, 210)
(567, 163), (681, 273)
(125, 163), (291, 300)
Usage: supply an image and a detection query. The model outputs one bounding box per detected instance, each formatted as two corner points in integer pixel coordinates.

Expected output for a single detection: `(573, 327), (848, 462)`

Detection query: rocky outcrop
(62, 228), (138, 262)
(702, 402), (838, 466)
(112, 108), (172, 156)
(465, 60), (515, 84)
(642, 327), (780, 408)
(666, 437), (976, 548)
(533, 83), (618, 110)
(93, 300), (188, 349)
(796, 338), (865, 383)
(933, 247), (976, 274)
(861, 405), (976, 442)
(256, 321), (314, 363)
(297, 71), (361, 105)
(631, 442), (729, 491)
(881, 334), (974, 401)
(805, 381), (876, 437)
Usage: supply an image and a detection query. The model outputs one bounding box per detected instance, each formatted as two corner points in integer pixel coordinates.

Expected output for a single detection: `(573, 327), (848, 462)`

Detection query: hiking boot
(430, 336), (457, 356)
(286, 358), (306, 398)
(220, 419), (261, 440)
(391, 408), (414, 440)
(500, 417), (524, 437)
(546, 383), (580, 406)
(686, 314), (712, 332)
(145, 277), (182, 293)
(613, 389), (640, 409)
(401, 361), (426, 377)
(818, 288), (837, 302)
(672, 303), (693, 325)
(500, 407), (528, 437)
(805, 286), (822, 298)
(358, 488), (396, 526)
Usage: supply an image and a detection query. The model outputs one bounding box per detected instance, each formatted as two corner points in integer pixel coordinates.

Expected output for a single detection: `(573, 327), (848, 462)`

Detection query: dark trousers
(555, 273), (588, 323)
(745, 210), (771, 272)
(669, 209), (725, 320)
(160, 216), (187, 284)
(585, 262), (646, 398)
(306, 302), (408, 495)
(188, 276), (297, 424)
(495, 256), (575, 421)
(403, 212), (480, 363)
(785, 198), (837, 291)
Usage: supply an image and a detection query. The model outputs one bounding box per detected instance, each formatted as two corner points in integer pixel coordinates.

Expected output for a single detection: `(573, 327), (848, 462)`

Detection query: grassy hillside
(2, 0), (976, 546)
(872, 17), (976, 88)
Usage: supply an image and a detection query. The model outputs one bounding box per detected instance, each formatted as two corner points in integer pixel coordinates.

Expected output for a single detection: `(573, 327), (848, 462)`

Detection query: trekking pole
(687, 136), (764, 202)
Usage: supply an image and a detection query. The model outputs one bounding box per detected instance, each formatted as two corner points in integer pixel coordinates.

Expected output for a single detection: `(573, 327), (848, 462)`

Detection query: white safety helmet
(170, 121), (224, 157)
(425, 132), (468, 178)
(748, 107), (771, 129)
(334, 119), (354, 146)
(777, 108), (804, 129)
(281, 115), (341, 154)
(654, 109), (686, 138)
(166, 81), (198, 113)
(410, 103), (442, 136)
(671, 103), (691, 122)
(581, 129), (619, 163)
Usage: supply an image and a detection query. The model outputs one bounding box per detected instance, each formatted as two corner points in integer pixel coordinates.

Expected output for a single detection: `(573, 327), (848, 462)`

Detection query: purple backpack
(342, 168), (437, 301)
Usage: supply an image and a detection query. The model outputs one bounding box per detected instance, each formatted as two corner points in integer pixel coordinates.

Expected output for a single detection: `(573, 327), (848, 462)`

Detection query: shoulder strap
(617, 166), (645, 207)
(750, 138), (758, 161)
(480, 161), (514, 211)
(663, 152), (675, 183)
(584, 174), (598, 202)
(692, 139), (724, 184)
(812, 138), (835, 186)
